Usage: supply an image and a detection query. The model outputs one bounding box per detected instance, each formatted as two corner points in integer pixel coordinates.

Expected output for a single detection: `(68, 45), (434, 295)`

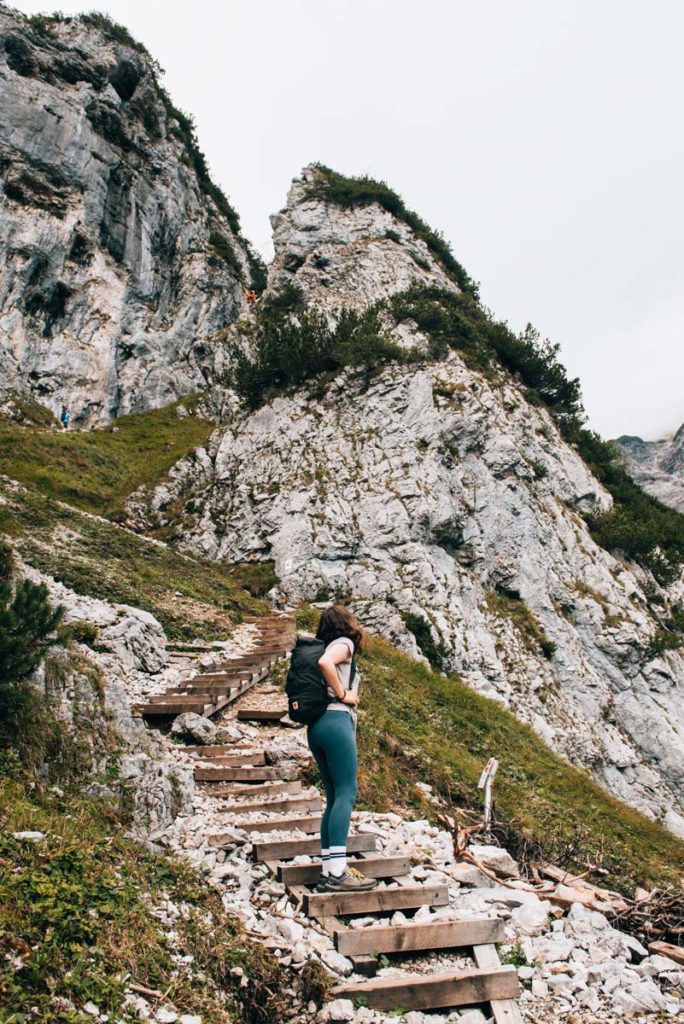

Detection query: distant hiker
(245, 288), (258, 307)
(60, 406), (70, 429)
(286, 605), (377, 892)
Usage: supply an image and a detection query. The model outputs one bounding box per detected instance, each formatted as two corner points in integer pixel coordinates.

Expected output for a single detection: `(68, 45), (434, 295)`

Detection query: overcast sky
(13, 0), (684, 440)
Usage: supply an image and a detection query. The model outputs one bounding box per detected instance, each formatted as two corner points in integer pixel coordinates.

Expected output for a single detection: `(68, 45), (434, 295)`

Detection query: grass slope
(0, 769), (286, 1023)
(0, 479), (273, 641)
(0, 397), (214, 518)
(296, 610), (684, 894)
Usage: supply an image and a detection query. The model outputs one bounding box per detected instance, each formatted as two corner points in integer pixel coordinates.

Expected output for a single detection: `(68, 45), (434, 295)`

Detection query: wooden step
(183, 744), (261, 756)
(474, 943), (524, 1024)
(230, 813), (322, 835)
(194, 766), (285, 782)
(304, 883), (449, 918)
(203, 780), (303, 799)
(332, 965), (519, 1012)
(237, 708), (288, 722)
(216, 794), (322, 816)
(146, 694), (214, 705)
(191, 751), (266, 767)
(141, 701), (207, 716)
(253, 833), (376, 863)
(278, 854), (410, 886)
(334, 917), (504, 956)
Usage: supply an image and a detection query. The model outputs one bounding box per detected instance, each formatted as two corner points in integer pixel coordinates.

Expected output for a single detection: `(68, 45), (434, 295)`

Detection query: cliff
(617, 423), (684, 513)
(0, 7), (262, 425)
(128, 166), (684, 837)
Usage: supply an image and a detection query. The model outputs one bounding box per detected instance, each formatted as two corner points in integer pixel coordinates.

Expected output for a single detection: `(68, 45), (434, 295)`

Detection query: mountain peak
(267, 164), (473, 313)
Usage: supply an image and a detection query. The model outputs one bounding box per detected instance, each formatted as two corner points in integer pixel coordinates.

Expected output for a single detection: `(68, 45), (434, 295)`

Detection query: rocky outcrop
(128, 170), (684, 837)
(617, 424), (684, 513)
(0, 7), (260, 425)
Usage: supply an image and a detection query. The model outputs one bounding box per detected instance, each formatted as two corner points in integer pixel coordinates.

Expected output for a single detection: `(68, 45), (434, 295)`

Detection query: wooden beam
(473, 944), (524, 1024)
(216, 795), (322, 817)
(194, 766), (284, 782)
(647, 941), (684, 966)
(278, 854), (410, 886)
(253, 833), (376, 863)
(192, 752), (267, 768)
(229, 814), (322, 835)
(237, 708), (289, 722)
(304, 883), (449, 918)
(203, 780), (303, 799)
(332, 966), (520, 1011)
(334, 917), (504, 956)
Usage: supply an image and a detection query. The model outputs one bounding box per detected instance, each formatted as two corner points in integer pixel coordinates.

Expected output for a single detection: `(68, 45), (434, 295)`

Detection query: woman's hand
(343, 691), (360, 707)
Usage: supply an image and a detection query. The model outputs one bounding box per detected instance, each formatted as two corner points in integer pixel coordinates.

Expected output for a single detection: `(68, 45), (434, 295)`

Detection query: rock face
(616, 424), (684, 513)
(0, 7), (258, 425)
(130, 169), (684, 836)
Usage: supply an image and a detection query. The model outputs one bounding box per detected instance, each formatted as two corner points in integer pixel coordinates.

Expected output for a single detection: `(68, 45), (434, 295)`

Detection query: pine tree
(0, 544), (64, 683)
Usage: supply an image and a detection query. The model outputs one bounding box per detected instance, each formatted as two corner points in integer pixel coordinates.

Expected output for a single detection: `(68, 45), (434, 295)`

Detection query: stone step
(333, 917), (504, 956)
(332, 965), (519, 1012)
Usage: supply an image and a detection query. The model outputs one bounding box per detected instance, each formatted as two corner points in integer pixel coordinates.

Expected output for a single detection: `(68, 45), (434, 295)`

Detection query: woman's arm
(318, 642), (359, 706)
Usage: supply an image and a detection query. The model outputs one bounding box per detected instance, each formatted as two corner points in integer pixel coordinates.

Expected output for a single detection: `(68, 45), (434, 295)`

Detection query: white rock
(12, 831), (45, 842)
(318, 998), (355, 1022)
(320, 948), (354, 976)
(467, 845), (519, 878)
(171, 713), (217, 745)
(155, 1009), (178, 1023)
(83, 1003), (99, 1017)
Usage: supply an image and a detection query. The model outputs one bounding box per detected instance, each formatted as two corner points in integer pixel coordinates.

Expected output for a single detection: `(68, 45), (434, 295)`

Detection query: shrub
(648, 605), (684, 657)
(229, 304), (412, 408)
(79, 12), (151, 56)
(209, 231), (243, 280)
(305, 165), (478, 297)
(401, 612), (447, 671)
(486, 589), (556, 660)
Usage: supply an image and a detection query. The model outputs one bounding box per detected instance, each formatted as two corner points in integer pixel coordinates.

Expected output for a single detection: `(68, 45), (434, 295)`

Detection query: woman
(308, 604), (377, 892)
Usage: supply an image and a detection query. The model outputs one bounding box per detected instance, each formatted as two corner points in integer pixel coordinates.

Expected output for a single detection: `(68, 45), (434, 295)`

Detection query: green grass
(0, 770), (287, 1024)
(0, 480), (272, 642)
(0, 398), (214, 518)
(295, 609), (684, 893)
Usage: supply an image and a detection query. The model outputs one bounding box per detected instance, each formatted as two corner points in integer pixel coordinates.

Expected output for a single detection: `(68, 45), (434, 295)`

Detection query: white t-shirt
(324, 637), (359, 716)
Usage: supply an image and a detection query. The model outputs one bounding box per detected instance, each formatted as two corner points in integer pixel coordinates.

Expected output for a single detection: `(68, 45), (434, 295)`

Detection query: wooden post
(478, 757), (499, 838)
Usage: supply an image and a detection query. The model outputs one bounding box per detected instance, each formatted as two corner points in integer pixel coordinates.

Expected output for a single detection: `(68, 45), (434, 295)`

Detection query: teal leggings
(307, 710), (358, 848)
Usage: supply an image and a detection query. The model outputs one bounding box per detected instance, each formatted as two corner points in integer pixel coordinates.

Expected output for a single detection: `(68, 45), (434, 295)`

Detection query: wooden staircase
(136, 615), (296, 718)
(146, 614), (522, 1020)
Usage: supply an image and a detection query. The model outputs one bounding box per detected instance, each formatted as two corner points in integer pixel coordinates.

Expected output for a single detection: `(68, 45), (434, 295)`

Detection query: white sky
(12, 0), (684, 440)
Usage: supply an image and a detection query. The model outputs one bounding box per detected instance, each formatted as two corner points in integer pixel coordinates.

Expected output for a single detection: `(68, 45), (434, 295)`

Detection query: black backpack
(285, 636), (356, 725)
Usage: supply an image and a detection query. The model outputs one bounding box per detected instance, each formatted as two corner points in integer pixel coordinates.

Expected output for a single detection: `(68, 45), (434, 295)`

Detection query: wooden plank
(304, 883), (449, 918)
(253, 833), (376, 863)
(473, 944), (523, 1024)
(237, 708), (289, 722)
(140, 702), (206, 716)
(192, 752), (267, 768)
(217, 795), (322, 816)
(230, 814), (322, 835)
(647, 941), (684, 966)
(183, 745), (262, 757)
(332, 966), (519, 1011)
(278, 854), (410, 886)
(335, 917), (504, 956)
(204, 780), (303, 799)
(146, 694), (213, 704)
(194, 766), (284, 782)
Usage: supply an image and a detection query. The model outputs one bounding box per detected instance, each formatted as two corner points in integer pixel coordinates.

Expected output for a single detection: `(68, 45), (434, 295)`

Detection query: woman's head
(315, 604), (364, 654)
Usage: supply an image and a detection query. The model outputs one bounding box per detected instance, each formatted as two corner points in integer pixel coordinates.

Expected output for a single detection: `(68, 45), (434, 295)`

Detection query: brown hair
(315, 604), (364, 654)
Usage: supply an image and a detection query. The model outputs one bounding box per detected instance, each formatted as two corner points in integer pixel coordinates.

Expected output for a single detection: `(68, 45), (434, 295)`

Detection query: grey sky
(13, 0), (684, 440)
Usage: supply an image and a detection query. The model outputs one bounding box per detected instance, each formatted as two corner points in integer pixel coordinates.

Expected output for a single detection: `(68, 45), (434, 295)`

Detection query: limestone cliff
(129, 167), (684, 837)
(0, 7), (261, 425)
(617, 424), (684, 513)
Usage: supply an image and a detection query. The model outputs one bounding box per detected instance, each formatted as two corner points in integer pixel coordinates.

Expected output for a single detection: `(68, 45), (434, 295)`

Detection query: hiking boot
(318, 868), (378, 891)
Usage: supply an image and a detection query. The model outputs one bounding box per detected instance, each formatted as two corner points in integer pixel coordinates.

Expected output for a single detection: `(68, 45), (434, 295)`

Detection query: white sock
(328, 846), (347, 877)
(320, 849), (331, 876)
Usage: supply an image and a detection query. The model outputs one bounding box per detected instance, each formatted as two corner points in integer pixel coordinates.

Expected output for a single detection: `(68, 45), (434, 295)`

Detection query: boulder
(171, 713), (217, 745)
